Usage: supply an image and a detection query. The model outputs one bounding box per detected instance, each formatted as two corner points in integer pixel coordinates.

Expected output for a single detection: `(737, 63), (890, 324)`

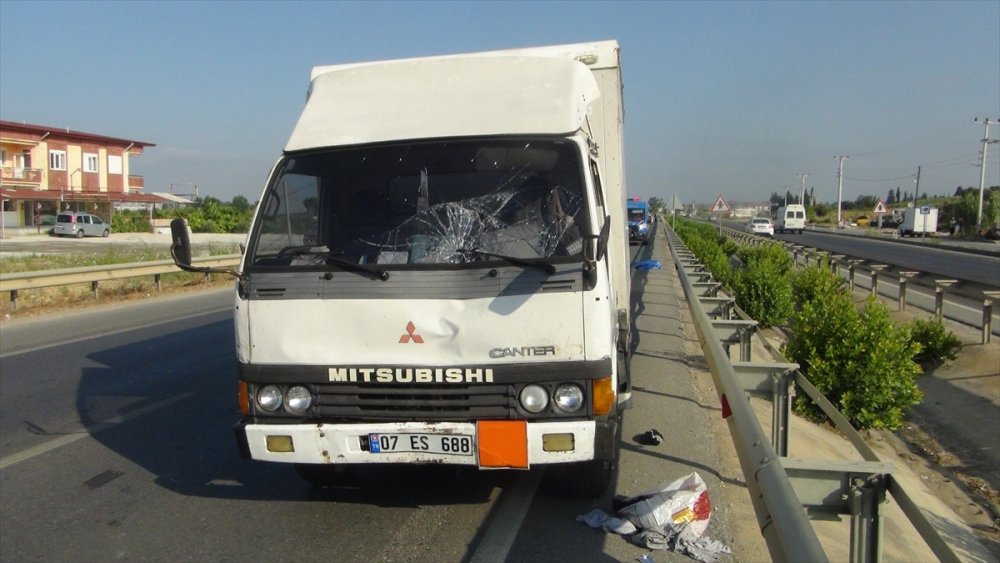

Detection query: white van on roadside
(775, 204), (806, 234)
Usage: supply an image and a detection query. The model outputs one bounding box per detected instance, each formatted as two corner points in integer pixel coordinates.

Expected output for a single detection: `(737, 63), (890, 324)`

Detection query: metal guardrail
(722, 226), (1000, 344)
(663, 223), (979, 562)
(0, 254), (241, 310)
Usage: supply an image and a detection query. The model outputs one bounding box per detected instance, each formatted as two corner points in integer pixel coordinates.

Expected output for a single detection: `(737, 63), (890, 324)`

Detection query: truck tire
(564, 457), (615, 497)
(294, 463), (350, 487)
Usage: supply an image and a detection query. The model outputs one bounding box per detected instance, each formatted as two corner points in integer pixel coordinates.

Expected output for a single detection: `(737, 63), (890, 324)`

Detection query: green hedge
(675, 220), (927, 431)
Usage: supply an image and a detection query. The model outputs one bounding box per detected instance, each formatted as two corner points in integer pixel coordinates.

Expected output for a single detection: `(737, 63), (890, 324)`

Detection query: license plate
(367, 433), (474, 456)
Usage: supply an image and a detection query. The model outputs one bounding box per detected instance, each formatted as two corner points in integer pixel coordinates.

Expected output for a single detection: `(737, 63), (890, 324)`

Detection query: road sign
(712, 195), (731, 213)
(671, 195), (683, 211)
(873, 199), (888, 214)
(920, 205), (930, 215)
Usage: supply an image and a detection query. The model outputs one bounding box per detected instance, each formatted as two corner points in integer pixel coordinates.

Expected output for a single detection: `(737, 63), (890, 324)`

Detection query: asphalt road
(773, 230), (1000, 288)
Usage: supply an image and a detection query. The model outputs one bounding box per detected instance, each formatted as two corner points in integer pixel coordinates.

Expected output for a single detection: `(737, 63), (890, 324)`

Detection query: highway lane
(0, 293), (509, 561)
(773, 231), (999, 288)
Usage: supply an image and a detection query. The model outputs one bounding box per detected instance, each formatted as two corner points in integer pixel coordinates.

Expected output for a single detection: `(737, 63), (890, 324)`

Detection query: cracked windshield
(250, 140), (587, 268)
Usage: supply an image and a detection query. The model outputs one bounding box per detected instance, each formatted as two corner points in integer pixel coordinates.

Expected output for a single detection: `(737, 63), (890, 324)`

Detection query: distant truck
(898, 206), (938, 237)
(170, 41), (632, 496)
(627, 198), (651, 245)
(774, 204), (806, 234)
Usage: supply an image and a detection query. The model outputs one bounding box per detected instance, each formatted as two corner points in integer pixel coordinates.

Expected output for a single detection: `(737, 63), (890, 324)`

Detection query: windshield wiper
(458, 248), (556, 275)
(276, 246), (389, 281)
(326, 253), (390, 281)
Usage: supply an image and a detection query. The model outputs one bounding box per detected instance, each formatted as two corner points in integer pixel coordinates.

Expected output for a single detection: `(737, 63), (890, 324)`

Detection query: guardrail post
(155, 273), (162, 292)
(9, 289), (17, 311)
(829, 254), (845, 276)
(849, 475), (887, 563)
(91, 281), (99, 300)
(868, 265), (888, 298)
(847, 260), (864, 291)
(933, 280), (959, 321)
(897, 272), (919, 311)
(772, 369), (793, 457)
(983, 291), (1000, 344)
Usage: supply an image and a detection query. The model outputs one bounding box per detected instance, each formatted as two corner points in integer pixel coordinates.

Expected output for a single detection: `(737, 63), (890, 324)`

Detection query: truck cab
(172, 42), (631, 497)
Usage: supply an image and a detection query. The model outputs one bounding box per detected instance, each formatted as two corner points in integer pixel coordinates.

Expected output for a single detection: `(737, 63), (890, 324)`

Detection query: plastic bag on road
(617, 472), (712, 538)
(577, 472), (731, 562)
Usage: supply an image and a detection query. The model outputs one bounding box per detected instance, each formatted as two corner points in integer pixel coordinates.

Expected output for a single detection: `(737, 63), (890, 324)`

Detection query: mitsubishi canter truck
(170, 41), (632, 496)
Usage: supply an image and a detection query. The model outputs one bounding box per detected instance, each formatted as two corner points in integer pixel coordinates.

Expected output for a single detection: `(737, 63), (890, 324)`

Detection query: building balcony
(129, 175), (144, 189)
(0, 166), (43, 185)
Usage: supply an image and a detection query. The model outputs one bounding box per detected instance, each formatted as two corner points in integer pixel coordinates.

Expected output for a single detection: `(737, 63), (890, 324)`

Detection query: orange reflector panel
(592, 377), (614, 415)
(266, 435), (294, 453)
(238, 381), (250, 416)
(477, 420), (528, 468)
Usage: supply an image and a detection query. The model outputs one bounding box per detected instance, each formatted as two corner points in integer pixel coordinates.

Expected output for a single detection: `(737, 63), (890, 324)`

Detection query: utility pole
(913, 166), (921, 206)
(974, 118), (997, 232)
(797, 173), (809, 205)
(835, 156), (848, 227)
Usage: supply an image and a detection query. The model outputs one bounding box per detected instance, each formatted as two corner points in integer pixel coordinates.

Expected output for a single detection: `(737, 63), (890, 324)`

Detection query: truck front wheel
(563, 457), (615, 497)
(294, 463), (351, 487)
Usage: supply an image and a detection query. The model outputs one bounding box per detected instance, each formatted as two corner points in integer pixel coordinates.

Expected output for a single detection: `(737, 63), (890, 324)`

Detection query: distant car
(52, 212), (110, 238)
(747, 217), (774, 236)
(881, 214), (903, 228)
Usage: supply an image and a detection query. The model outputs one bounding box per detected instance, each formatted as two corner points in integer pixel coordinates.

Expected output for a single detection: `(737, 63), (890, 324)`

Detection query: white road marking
(468, 468), (543, 563)
(0, 393), (192, 470)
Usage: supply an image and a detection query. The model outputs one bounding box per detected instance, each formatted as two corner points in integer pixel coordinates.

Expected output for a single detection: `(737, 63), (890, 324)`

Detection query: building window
(83, 153), (99, 173)
(49, 150), (67, 171)
(108, 154), (122, 175)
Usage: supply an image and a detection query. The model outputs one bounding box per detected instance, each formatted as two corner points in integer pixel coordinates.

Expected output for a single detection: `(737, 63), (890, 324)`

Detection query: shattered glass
(249, 139), (588, 269)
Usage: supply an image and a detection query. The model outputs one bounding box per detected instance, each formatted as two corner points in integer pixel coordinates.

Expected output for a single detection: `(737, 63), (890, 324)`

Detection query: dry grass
(0, 248), (237, 321)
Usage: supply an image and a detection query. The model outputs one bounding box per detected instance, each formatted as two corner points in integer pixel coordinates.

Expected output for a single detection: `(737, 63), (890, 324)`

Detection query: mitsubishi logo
(398, 321), (424, 344)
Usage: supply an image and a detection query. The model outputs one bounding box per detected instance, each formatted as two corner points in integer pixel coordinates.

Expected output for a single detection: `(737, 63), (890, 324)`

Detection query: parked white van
(775, 205), (806, 234)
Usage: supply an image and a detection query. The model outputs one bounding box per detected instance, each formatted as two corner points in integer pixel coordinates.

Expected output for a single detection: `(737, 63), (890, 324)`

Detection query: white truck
(171, 41), (631, 496)
(898, 205), (938, 237)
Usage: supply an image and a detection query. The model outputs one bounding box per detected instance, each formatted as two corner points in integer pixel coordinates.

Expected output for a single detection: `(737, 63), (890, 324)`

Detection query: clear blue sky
(2, 0), (998, 208)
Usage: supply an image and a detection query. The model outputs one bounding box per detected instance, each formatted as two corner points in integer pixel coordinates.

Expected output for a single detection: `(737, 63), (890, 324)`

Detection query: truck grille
(311, 383), (514, 420)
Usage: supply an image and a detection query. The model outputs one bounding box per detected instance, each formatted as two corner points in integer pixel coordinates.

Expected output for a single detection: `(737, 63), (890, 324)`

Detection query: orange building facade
(0, 120), (162, 229)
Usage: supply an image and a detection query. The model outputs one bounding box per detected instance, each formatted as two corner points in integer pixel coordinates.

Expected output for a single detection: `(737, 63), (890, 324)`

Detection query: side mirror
(595, 215), (611, 261)
(168, 218), (243, 281)
(170, 218), (193, 267)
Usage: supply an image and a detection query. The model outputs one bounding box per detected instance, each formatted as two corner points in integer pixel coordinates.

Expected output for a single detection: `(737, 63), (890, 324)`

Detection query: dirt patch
(0, 275), (234, 322)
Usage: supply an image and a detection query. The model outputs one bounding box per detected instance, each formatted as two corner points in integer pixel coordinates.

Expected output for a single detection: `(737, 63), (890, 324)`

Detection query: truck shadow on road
(73, 317), (500, 507)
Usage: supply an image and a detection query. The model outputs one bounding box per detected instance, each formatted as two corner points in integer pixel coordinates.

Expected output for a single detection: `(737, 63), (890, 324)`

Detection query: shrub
(784, 296), (922, 430)
(791, 265), (846, 309)
(910, 318), (961, 365)
(732, 244), (793, 328)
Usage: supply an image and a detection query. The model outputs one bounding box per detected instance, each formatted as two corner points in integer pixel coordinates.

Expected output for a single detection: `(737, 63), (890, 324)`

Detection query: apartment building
(0, 120), (161, 229)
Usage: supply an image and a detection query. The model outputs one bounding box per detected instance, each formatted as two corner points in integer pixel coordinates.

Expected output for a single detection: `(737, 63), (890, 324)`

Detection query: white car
(748, 217), (774, 236)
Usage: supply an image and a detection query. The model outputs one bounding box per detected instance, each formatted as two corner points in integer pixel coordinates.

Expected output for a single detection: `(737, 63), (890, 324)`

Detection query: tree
(887, 189), (896, 204)
(954, 186), (965, 197)
(231, 195), (252, 212)
(895, 186), (901, 203)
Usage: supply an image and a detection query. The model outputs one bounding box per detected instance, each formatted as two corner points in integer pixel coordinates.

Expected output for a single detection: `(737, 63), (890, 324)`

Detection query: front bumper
(237, 419), (613, 468)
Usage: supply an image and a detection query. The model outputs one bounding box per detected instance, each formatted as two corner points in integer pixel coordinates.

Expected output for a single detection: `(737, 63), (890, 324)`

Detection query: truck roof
(285, 42), (618, 151)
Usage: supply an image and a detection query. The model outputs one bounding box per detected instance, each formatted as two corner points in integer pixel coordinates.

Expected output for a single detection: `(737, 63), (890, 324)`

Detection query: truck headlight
(257, 385), (283, 412)
(553, 384), (584, 413)
(285, 386), (313, 414)
(519, 385), (549, 413)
